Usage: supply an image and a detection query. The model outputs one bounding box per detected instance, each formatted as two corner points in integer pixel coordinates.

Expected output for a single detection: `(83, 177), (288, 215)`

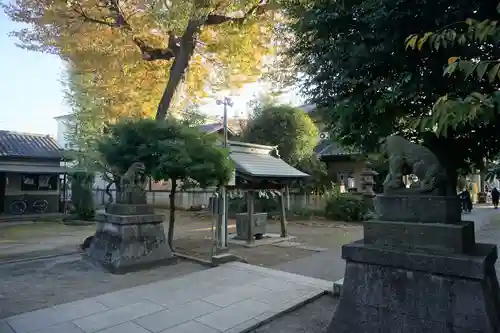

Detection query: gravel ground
(0, 254), (206, 319)
(249, 295), (337, 333)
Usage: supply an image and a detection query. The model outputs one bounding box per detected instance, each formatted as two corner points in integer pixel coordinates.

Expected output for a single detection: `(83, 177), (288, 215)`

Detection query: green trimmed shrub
(324, 194), (369, 222)
(70, 171), (95, 221)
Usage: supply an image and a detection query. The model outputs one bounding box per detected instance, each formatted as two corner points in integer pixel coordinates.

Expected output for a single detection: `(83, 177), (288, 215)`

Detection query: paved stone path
(0, 262), (332, 333)
(274, 205), (500, 283)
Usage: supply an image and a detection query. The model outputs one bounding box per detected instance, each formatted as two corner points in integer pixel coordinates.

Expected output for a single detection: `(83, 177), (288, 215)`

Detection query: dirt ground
(0, 210), (363, 268)
(174, 217), (363, 267)
(0, 210), (359, 319)
(0, 255), (206, 319)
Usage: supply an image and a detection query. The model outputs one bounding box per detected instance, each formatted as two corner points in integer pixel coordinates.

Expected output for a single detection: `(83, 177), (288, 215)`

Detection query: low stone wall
(93, 189), (329, 211)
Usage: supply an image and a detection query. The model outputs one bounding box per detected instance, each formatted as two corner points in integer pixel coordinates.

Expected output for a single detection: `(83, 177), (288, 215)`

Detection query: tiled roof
(315, 140), (360, 157)
(297, 104), (358, 156)
(197, 122), (238, 135)
(53, 113), (76, 121)
(298, 104), (317, 114)
(229, 141), (309, 179)
(231, 151), (309, 178)
(0, 130), (63, 159)
(198, 123), (225, 133)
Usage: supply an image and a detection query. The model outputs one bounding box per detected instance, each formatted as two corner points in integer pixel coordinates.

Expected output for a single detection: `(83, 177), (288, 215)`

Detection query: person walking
(492, 187), (499, 209)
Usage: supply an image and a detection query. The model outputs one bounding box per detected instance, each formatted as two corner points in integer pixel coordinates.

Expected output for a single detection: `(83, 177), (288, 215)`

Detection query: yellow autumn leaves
(4, 0), (278, 120)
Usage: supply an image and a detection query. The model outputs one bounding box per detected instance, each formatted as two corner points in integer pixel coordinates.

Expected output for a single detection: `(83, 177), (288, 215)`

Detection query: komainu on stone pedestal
(86, 162), (175, 273)
(380, 135), (449, 196)
(116, 162), (148, 205)
(327, 136), (500, 333)
(87, 203), (176, 273)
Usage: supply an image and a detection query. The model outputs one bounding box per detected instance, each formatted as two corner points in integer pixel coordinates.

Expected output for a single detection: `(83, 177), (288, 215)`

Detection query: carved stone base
(86, 208), (176, 274)
(363, 220), (476, 254)
(105, 203), (155, 215)
(327, 241), (500, 333)
(375, 195), (461, 223)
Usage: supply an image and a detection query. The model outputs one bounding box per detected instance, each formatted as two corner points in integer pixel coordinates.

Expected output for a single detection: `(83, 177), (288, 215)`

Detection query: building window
(21, 174), (58, 191)
(21, 175), (38, 191)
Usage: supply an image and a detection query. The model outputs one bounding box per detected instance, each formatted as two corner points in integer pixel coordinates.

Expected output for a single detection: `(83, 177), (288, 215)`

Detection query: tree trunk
(155, 21), (199, 120)
(279, 187), (288, 237)
(422, 133), (458, 196)
(168, 178), (177, 250)
(105, 181), (114, 206)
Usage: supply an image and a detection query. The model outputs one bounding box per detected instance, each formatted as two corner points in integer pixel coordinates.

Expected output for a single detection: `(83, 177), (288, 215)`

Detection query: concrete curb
(173, 252), (216, 267)
(0, 250), (81, 266)
(0, 249), (243, 268)
(333, 278), (344, 297)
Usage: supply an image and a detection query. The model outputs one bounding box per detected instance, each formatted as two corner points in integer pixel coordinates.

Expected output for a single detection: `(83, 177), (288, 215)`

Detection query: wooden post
(286, 185), (290, 210)
(279, 186), (288, 237)
(62, 173), (67, 214)
(247, 190), (255, 245)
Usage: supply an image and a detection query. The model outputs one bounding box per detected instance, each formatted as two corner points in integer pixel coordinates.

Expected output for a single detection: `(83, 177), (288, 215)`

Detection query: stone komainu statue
(117, 162), (147, 204)
(381, 135), (449, 195)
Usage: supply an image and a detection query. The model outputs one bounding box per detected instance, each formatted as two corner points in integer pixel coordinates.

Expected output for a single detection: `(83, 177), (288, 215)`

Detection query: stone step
(333, 278), (344, 297)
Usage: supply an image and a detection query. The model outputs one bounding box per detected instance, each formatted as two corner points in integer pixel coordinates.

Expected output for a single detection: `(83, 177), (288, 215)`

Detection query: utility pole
(216, 96), (233, 251)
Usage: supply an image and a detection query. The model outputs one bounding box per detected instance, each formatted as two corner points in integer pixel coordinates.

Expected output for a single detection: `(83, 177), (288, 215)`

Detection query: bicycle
(9, 197), (49, 215)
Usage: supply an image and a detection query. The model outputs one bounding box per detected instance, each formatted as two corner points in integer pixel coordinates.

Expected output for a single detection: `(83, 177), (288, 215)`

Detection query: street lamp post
(216, 97), (233, 251)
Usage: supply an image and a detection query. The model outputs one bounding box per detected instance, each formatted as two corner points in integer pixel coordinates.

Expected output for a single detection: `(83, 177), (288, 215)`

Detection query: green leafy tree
(282, 0), (500, 186)
(242, 105), (327, 193)
(406, 7), (500, 137)
(294, 154), (333, 194)
(246, 91), (280, 114)
(405, 4), (500, 183)
(97, 118), (234, 249)
(243, 105), (319, 165)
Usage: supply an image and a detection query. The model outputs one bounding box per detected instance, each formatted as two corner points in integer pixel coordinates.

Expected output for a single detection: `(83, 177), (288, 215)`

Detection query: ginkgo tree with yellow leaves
(2, 0), (279, 120)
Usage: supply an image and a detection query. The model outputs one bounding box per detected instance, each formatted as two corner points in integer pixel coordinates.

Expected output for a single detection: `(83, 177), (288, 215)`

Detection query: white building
(53, 114), (76, 150)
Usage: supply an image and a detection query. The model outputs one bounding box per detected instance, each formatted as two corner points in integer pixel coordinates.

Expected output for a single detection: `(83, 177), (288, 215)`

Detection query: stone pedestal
(86, 204), (176, 274)
(375, 195), (461, 223)
(328, 195), (500, 333)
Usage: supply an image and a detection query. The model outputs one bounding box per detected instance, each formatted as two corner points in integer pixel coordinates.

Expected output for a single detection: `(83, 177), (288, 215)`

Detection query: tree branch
(73, 8), (113, 27)
(71, 1), (180, 62)
(71, 0), (131, 31)
(132, 36), (176, 60)
(204, 1), (268, 26)
(205, 14), (245, 26)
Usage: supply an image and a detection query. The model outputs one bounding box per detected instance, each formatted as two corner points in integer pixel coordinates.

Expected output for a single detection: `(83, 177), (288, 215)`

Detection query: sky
(0, 14), (304, 138)
(0, 14), (68, 136)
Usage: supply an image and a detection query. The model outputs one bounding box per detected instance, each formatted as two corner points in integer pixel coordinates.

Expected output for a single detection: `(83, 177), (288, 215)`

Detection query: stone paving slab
(2, 263), (332, 333)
